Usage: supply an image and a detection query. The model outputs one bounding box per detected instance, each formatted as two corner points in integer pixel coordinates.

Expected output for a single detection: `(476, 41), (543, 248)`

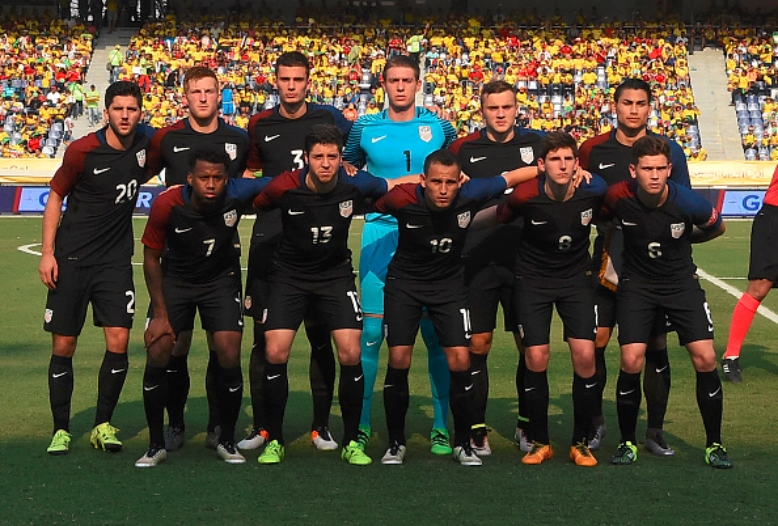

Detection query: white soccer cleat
(135, 447), (167, 468)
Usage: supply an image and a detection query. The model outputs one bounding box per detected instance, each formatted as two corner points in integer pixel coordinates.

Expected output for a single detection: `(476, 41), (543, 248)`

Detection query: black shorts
(748, 204), (778, 283)
(592, 275), (671, 335)
(616, 277), (714, 346)
(384, 276), (470, 348)
(263, 273), (362, 331)
(163, 272), (244, 334)
(466, 264), (515, 334)
(44, 261), (134, 336)
(514, 273), (596, 347)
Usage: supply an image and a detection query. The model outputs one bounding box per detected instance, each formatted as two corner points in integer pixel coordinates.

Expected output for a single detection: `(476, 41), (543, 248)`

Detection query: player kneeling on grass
(137, 148), (270, 467)
(251, 124), (417, 466)
(497, 131), (606, 467)
(600, 136), (732, 469)
(374, 148), (542, 466)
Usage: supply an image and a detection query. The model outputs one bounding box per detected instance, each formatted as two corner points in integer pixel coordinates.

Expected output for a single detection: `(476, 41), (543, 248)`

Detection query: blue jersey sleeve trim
(460, 176), (508, 202)
(344, 169), (389, 198)
(228, 177), (270, 203)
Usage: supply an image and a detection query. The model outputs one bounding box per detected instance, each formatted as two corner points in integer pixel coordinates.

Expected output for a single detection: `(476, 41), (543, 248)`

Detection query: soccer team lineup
(37, 49), (777, 472)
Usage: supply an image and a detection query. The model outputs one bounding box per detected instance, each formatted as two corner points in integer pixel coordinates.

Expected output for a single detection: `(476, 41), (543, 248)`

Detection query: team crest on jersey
(457, 211), (471, 228)
(136, 149), (146, 167)
(581, 208), (593, 226)
(225, 142), (237, 161)
(340, 200), (353, 218)
(419, 125), (432, 143)
(224, 209), (238, 227)
(520, 147), (534, 165)
(44, 308), (53, 324)
(670, 222), (685, 239)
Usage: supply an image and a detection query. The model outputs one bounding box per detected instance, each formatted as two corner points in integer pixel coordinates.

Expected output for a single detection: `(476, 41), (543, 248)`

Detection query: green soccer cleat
(356, 425), (371, 450)
(342, 441), (373, 465)
(47, 429), (72, 455)
(610, 441), (638, 465)
(705, 443), (733, 469)
(430, 428), (453, 456)
(257, 440), (285, 465)
(90, 422), (122, 452)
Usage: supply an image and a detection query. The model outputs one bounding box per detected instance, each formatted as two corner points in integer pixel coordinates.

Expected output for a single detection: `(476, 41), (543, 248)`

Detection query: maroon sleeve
(142, 186), (184, 251)
(49, 134), (100, 197)
(373, 183), (418, 214)
(578, 132), (609, 171)
(252, 170), (298, 210)
(599, 180), (632, 221)
(448, 131), (479, 155)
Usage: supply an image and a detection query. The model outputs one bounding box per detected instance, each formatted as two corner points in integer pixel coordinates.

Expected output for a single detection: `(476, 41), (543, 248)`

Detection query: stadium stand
(0, 11), (93, 158)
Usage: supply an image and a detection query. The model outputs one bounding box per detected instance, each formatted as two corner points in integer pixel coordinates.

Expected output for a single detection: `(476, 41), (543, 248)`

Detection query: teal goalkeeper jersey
(344, 107), (456, 223)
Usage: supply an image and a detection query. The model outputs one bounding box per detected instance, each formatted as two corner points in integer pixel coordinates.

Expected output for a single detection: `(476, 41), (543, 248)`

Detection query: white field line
(698, 268), (778, 325)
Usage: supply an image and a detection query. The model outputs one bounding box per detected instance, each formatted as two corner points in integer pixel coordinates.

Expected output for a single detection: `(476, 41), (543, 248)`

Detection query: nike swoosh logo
(470, 156), (487, 163)
(619, 389), (636, 396)
(144, 385), (160, 391)
(93, 167), (111, 175)
(708, 325), (714, 332)
(371, 135), (387, 143)
(655, 365), (668, 373)
(531, 219), (548, 225)
(406, 223), (423, 229)
(288, 210), (305, 216)
(598, 162), (616, 169)
(464, 384), (474, 391)
(266, 374), (281, 380)
(229, 385), (242, 393)
(383, 384), (394, 389)
(166, 369), (178, 373)
(111, 368), (126, 374)
(622, 220), (638, 227)
(585, 382), (598, 389)
(524, 387), (536, 392)
(366, 340), (379, 346)
(354, 374), (364, 382)
(173, 146), (190, 152)
(264, 134), (280, 142)
(471, 370), (481, 376)
(175, 227), (193, 233)
(709, 387), (721, 397)
(51, 372), (68, 378)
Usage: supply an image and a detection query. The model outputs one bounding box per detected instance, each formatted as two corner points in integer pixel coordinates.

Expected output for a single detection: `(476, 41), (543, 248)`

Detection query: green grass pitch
(0, 216), (777, 525)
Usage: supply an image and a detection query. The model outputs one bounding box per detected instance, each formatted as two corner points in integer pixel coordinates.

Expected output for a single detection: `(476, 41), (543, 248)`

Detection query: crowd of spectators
(0, 11), (94, 158)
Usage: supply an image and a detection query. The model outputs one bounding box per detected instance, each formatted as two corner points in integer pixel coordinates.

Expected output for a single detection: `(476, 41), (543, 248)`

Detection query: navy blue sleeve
(342, 169), (389, 198)
(459, 176), (508, 204)
(582, 174), (609, 197)
(227, 177), (271, 204)
(137, 123), (157, 139)
(672, 182), (722, 230)
(669, 140), (691, 189)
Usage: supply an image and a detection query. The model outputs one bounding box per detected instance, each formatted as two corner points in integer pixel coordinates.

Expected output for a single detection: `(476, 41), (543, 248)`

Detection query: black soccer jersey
(374, 177), (507, 282)
(246, 104), (352, 178)
(142, 177), (269, 283)
(498, 174), (608, 278)
(147, 118), (250, 186)
(246, 104), (352, 245)
(601, 180), (722, 283)
(253, 167), (387, 280)
(50, 127), (153, 267)
(578, 130), (691, 189)
(451, 127), (545, 267)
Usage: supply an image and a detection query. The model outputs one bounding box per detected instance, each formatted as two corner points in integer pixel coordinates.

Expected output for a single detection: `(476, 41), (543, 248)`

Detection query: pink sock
(724, 293), (760, 358)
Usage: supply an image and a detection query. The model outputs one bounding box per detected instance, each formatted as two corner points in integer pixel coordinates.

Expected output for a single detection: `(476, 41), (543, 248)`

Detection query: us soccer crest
(224, 209), (238, 227)
(340, 200), (353, 218)
(44, 308), (53, 324)
(581, 208), (593, 226)
(520, 146), (534, 165)
(457, 210), (471, 228)
(225, 142), (237, 161)
(670, 222), (685, 238)
(419, 125), (432, 143)
(136, 149), (146, 167)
